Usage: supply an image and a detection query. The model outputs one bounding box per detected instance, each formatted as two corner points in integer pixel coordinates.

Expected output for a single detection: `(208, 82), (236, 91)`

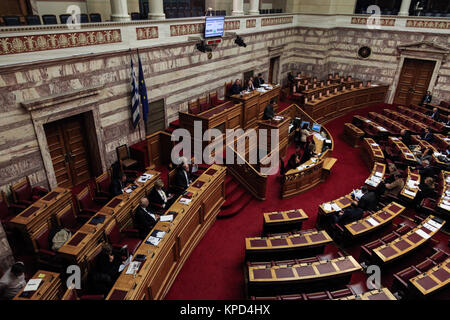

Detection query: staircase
(218, 174), (253, 218)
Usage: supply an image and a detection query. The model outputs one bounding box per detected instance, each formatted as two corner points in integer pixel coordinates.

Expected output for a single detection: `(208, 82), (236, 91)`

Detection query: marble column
(148, 0), (166, 20)
(110, 0), (130, 21)
(232, 0), (244, 16)
(398, 0), (412, 16)
(248, 0), (260, 15)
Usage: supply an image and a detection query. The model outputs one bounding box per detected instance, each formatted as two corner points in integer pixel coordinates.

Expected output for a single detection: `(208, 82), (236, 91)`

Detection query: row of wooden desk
(400, 167), (421, 201)
(410, 257), (450, 296)
(302, 85), (389, 123)
(106, 165), (226, 300)
(388, 136), (417, 165)
(362, 138), (385, 169)
(14, 270), (62, 300)
(368, 111), (409, 134)
(383, 109), (428, 133)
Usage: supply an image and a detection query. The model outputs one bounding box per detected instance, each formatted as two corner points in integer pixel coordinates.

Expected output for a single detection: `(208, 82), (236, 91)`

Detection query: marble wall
(0, 224), (13, 275)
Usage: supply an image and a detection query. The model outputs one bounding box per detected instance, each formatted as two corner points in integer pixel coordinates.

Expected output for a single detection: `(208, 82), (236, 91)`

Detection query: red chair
(32, 223), (62, 269)
(0, 191), (25, 224)
(95, 171), (112, 199)
(305, 291), (332, 300)
(209, 91), (225, 107)
(188, 100), (200, 114)
(198, 96), (210, 112)
(76, 185), (106, 217)
(330, 287), (354, 299)
(225, 81), (233, 98)
(62, 287), (104, 300)
(105, 220), (142, 255)
(10, 177), (48, 206)
(56, 202), (86, 233)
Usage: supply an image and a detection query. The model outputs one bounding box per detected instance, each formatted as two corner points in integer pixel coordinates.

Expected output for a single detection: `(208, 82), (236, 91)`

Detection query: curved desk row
(362, 138), (385, 169)
(303, 85), (389, 123)
(437, 171), (450, 214)
(337, 288), (396, 300)
(400, 167), (421, 201)
(364, 162), (386, 189)
(383, 109), (428, 133)
(106, 165), (226, 300)
(368, 112), (409, 134)
(263, 208), (308, 234)
(388, 136), (418, 165)
(410, 257), (450, 296)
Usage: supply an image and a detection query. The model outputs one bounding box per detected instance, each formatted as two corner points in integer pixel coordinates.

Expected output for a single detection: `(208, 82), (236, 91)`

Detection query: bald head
(140, 197), (149, 208)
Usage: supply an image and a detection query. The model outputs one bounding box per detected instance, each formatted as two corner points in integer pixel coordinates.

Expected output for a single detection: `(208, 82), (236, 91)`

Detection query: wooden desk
(353, 115), (390, 136)
(345, 202), (405, 238)
(410, 258), (450, 296)
(362, 138), (384, 168)
(257, 116), (291, 158)
(231, 85), (280, 129)
(437, 171), (450, 215)
(106, 165), (226, 300)
(303, 85), (389, 123)
(14, 270), (62, 300)
(245, 230), (332, 261)
(364, 162), (386, 189)
(373, 215), (445, 264)
(369, 112), (409, 134)
(302, 83), (340, 100)
(58, 170), (160, 270)
(388, 137), (417, 165)
(263, 209), (308, 234)
(383, 109), (428, 133)
(400, 167), (421, 201)
(247, 255), (362, 296)
(8, 187), (72, 242)
(343, 122), (364, 147)
(411, 135), (447, 168)
(337, 288), (396, 300)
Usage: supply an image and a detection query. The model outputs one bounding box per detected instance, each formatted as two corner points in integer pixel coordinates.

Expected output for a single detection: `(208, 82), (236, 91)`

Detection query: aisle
(165, 103), (389, 300)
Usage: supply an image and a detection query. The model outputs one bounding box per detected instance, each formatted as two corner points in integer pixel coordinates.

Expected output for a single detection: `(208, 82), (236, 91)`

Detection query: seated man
(286, 153), (301, 171)
(0, 262), (26, 300)
(254, 73), (265, 88)
(135, 197), (160, 238)
(444, 114), (450, 126)
(300, 143), (316, 164)
(262, 99), (275, 120)
(420, 91), (432, 106)
(355, 186), (378, 211)
(419, 160), (436, 180)
(173, 157), (192, 192)
(109, 172), (133, 197)
(332, 202), (363, 226)
(420, 128), (434, 143)
(400, 129), (413, 148)
(383, 172), (404, 197)
(230, 79), (242, 95)
(428, 107), (440, 122)
(90, 243), (122, 295)
(149, 179), (175, 210)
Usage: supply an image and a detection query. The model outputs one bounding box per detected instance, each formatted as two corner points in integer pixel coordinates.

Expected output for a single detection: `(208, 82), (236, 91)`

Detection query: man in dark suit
(420, 128), (434, 143)
(262, 99), (275, 120)
(173, 158), (191, 192)
(332, 202), (364, 226)
(356, 186), (378, 211)
(400, 129), (412, 148)
(419, 160), (436, 180)
(109, 173), (131, 197)
(254, 73), (265, 88)
(134, 197), (159, 238)
(428, 107), (440, 121)
(420, 91), (432, 106)
(148, 179), (174, 210)
(230, 79), (242, 95)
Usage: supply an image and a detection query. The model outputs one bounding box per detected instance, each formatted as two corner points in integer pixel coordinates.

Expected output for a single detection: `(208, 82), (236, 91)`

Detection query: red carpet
(164, 102), (401, 300)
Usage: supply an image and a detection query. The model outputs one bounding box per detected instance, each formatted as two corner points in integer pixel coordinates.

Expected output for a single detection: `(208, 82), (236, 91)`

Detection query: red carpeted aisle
(164, 103), (401, 300)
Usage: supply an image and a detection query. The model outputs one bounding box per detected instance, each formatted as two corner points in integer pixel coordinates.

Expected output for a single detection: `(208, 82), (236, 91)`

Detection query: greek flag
(130, 58), (140, 128)
(138, 54), (149, 122)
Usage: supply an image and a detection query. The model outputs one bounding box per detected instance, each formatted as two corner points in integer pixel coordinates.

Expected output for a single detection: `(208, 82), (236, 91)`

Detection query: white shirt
(183, 170), (190, 186)
(158, 189), (167, 203)
(0, 268), (26, 300)
(142, 207), (156, 220)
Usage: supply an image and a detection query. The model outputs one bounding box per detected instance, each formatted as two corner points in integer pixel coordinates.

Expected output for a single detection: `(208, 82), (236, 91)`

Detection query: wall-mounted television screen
(205, 16), (225, 38)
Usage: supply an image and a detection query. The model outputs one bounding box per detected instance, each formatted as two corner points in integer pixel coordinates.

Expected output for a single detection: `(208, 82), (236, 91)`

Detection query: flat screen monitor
(312, 123), (321, 132)
(205, 16), (224, 38)
(301, 121), (310, 129)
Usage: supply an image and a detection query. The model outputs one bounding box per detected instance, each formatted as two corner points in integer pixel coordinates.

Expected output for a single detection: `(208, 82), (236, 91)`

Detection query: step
(218, 192), (253, 219)
(222, 187), (246, 209)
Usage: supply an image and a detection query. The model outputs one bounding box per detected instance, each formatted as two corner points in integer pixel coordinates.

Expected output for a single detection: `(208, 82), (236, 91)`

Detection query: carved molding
(397, 41), (449, 62)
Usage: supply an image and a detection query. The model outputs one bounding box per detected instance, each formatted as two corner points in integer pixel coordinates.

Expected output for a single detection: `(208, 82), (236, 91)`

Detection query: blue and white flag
(138, 54), (149, 122)
(130, 57), (140, 128)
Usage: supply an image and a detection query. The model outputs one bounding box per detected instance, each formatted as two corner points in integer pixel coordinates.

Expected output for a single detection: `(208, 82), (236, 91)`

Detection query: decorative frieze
(0, 29), (122, 55)
(351, 17), (396, 27)
(246, 19), (257, 28)
(406, 20), (450, 30)
(261, 16), (293, 27)
(136, 26), (159, 40)
(170, 23), (205, 36)
(225, 20), (240, 30)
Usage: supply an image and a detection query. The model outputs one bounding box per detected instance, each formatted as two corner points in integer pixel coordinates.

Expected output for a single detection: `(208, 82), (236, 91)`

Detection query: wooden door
(393, 58), (435, 106)
(44, 115), (92, 188)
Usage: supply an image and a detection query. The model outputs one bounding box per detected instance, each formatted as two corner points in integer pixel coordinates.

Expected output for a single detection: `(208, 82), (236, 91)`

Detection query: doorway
(393, 58), (436, 106)
(44, 113), (94, 188)
(269, 56), (280, 84)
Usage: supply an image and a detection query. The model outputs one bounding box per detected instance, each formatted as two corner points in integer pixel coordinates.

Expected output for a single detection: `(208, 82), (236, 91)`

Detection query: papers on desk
(325, 139), (332, 144)
(353, 189), (363, 200)
(125, 188), (133, 194)
(323, 203), (332, 212)
(440, 203), (450, 211)
(365, 176), (381, 187)
(311, 157), (318, 163)
(365, 120), (371, 123)
(423, 222), (438, 233)
(24, 279), (42, 292)
(391, 137), (399, 141)
(138, 173), (154, 183)
(404, 153), (414, 158)
(407, 180), (419, 189)
(119, 255), (132, 272)
(427, 219), (442, 229)
(366, 217), (380, 227)
(257, 88), (267, 93)
(179, 197), (192, 205)
(146, 229), (166, 246)
(415, 229), (431, 239)
(371, 143), (379, 147)
(126, 261), (141, 275)
(273, 116), (284, 121)
(377, 126), (387, 132)
(375, 171), (383, 178)
(160, 214), (173, 222)
(331, 202), (342, 211)
(314, 133), (325, 141)
(403, 189), (417, 197)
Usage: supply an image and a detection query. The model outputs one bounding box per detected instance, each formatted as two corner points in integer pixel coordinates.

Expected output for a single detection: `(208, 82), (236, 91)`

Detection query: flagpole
(136, 47), (144, 142)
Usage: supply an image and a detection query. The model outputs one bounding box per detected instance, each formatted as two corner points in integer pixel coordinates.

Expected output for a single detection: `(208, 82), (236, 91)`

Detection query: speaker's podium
(257, 116), (290, 159)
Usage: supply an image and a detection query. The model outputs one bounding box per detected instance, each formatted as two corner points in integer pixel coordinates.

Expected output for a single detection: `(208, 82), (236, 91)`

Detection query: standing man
(421, 91), (432, 106)
(262, 99), (275, 120)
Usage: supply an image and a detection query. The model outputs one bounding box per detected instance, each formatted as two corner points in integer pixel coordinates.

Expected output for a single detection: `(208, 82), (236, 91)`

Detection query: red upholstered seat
(398, 267), (420, 282)
(95, 171), (112, 199)
(415, 258), (435, 272)
(394, 224), (412, 235)
(11, 177), (48, 206)
(305, 291), (332, 300)
(209, 91), (225, 107)
(56, 203), (85, 233)
(0, 191), (25, 223)
(76, 185), (105, 216)
(330, 288), (353, 299)
(280, 294), (304, 300)
(430, 249), (449, 264)
(198, 96), (209, 112)
(105, 221), (142, 255)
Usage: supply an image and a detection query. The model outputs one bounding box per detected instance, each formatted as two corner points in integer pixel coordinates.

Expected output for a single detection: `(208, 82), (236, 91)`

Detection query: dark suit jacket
(421, 94), (432, 105)
(431, 111), (440, 121)
(358, 192), (378, 211)
(419, 166), (436, 179)
(135, 206), (157, 238)
(254, 77), (264, 88)
(230, 83), (242, 95)
(262, 104), (274, 120)
(287, 154), (301, 171)
(335, 207), (364, 225)
(109, 178), (125, 197)
(421, 132), (434, 143)
(149, 187), (169, 207)
(300, 149), (313, 164)
(173, 168), (190, 190)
